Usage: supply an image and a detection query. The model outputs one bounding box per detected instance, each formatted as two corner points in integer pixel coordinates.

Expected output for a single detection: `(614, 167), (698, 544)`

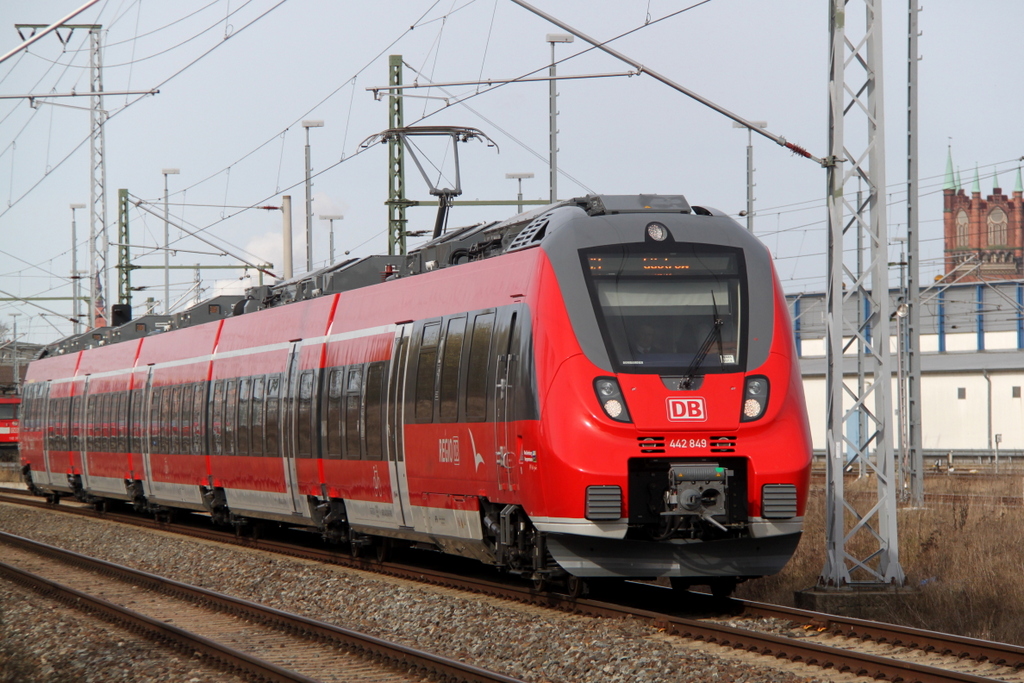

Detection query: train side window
(149, 389), (161, 453)
(180, 386), (190, 454)
(51, 397), (61, 451)
(46, 397), (54, 451)
(237, 377), (251, 456)
(210, 381), (224, 455)
(297, 371), (314, 458)
(167, 389), (180, 454)
(466, 312), (495, 421)
(172, 387), (184, 455)
(440, 317), (467, 422)
(164, 387), (177, 454)
(176, 386), (186, 454)
(64, 395), (73, 452)
(266, 374), (281, 456)
(250, 377), (265, 457)
(191, 384), (205, 455)
(132, 387), (144, 454)
(364, 362), (385, 460)
(108, 392), (118, 452)
(100, 393), (109, 453)
(100, 393), (108, 452)
(44, 397), (53, 451)
(117, 391), (128, 453)
(326, 368), (343, 459)
(87, 393), (99, 452)
(65, 396), (74, 452)
(345, 366), (363, 459)
(415, 321), (441, 423)
(224, 379), (238, 456)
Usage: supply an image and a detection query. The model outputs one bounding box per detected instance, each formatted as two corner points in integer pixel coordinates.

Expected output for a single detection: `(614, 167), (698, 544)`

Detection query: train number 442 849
(669, 438), (708, 449)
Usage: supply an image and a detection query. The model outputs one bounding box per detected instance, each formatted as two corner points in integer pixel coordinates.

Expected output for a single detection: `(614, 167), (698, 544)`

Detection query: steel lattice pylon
(88, 26), (108, 327)
(387, 55), (408, 256)
(821, 0), (905, 587)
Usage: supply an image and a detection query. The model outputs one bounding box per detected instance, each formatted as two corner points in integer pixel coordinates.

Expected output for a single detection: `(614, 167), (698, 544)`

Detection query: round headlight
(646, 222), (668, 241)
(603, 399), (624, 418)
(596, 379), (617, 397)
(743, 398), (763, 418)
(746, 379), (766, 396)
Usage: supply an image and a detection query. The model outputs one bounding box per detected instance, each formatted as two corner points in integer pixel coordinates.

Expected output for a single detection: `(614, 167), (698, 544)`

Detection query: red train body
(0, 395), (19, 450)
(20, 195), (812, 593)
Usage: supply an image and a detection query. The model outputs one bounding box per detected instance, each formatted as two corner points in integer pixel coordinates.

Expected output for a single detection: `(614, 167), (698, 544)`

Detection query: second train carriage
(20, 194), (812, 592)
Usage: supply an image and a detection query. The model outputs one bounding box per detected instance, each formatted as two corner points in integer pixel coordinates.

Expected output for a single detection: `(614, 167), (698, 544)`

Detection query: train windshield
(582, 245), (745, 375)
(0, 403), (15, 420)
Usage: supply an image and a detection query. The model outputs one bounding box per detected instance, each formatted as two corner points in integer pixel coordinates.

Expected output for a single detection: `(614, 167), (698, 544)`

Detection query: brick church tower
(943, 149), (1024, 281)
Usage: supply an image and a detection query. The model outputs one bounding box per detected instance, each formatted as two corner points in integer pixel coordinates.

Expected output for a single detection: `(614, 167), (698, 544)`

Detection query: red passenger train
(0, 395), (19, 452)
(20, 194), (811, 595)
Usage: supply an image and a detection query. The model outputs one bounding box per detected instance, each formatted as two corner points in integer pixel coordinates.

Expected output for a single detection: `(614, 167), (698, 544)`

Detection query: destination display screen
(582, 246), (745, 374)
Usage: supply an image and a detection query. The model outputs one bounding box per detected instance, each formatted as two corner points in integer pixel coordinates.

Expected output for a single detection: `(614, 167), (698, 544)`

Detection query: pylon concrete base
(794, 585), (921, 622)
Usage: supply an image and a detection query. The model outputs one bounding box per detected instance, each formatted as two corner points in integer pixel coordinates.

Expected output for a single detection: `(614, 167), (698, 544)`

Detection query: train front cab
(528, 197), (812, 586)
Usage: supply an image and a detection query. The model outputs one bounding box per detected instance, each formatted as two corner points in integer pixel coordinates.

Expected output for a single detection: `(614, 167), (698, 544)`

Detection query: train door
(77, 377), (93, 490)
(282, 343), (307, 515)
(140, 368), (155, 495)
(38, 382), (55, 487)
(386, 323), (414, 527)
(494, 307), (520, 493)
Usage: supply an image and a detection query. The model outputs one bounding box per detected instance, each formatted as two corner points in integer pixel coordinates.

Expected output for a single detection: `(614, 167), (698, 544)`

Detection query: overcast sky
(0, 0), (1020, 345)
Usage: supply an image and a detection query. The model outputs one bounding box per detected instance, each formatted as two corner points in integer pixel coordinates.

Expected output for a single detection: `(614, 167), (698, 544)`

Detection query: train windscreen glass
(582, 246), (745, 375)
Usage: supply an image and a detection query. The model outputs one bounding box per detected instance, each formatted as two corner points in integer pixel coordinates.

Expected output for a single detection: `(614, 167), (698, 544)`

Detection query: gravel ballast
(0, 503), (859, 682)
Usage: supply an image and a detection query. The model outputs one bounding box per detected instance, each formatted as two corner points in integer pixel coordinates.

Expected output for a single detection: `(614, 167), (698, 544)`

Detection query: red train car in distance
(20, 194), (813, 596)
(0, 395), (18, 450)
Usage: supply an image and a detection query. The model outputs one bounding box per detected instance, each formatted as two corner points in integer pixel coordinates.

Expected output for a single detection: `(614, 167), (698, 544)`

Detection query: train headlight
(646, 222), (668, 241)
(594, 378), (632, 423)
(740, 375), (770, 422)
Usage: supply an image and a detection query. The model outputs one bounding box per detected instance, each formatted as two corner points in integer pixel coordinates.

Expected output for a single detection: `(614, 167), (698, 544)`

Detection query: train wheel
(532, 575), (547, 592)
(565, 575), (585, 599)
(375, 538), (391, 563)
(350, 536), (364, 559)
(710, 578), (737, 600)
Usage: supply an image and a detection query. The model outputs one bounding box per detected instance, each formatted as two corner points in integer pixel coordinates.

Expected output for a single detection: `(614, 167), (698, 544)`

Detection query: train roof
(40, 194), (713, 358)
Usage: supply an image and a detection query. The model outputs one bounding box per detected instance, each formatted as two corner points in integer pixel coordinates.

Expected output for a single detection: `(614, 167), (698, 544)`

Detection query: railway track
(0, 529), (524, 683)
(2, 488), (1023, 682)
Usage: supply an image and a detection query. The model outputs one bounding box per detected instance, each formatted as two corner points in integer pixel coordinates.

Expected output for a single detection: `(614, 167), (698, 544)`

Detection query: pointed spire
(972, 165), (981, 194)
(943, 147), (956, 190)
(1015, 167), (1023, 194)
(993, 168), (1001, 192)
(956, 168), (962, 191)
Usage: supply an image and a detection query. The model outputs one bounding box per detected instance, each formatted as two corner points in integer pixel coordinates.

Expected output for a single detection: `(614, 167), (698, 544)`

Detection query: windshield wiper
(681, 294), (724, 390)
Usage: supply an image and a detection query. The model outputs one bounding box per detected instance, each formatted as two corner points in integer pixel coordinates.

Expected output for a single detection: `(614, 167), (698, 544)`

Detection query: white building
(790, 279), (1024, 459)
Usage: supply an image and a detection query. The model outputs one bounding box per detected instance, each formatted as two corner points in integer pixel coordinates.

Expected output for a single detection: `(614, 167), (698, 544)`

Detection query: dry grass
(736, 470), (1024, 644)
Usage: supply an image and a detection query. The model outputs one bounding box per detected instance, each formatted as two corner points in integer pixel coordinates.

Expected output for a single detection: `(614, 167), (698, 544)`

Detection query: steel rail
(738, 598), (1024, 669)
(0, 530), (524, 683)
(0, 559), (321, 683)
(0, 489), (1018, 682)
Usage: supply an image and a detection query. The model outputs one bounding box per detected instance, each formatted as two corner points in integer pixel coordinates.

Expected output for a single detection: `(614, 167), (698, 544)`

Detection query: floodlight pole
(547, 34), (573, 203)
(733, 121), (767, 233)
(906, 0), (924, 506)
(162, 168), (179, 314)
(303, 120), (324, 272)
(70, 203), (86, 334)
(506, 173), (534, 213)
(320, 214), (344, 263)
(10, 314), (18, 389)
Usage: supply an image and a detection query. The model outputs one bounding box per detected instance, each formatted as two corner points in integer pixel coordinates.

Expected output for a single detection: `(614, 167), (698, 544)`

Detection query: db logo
(667, 397), (707, 422)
